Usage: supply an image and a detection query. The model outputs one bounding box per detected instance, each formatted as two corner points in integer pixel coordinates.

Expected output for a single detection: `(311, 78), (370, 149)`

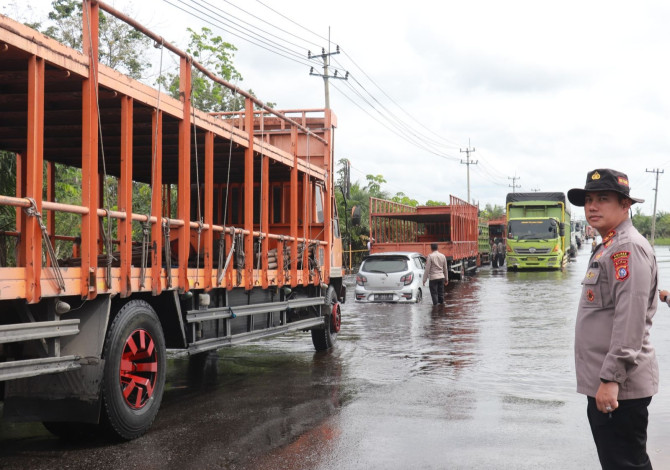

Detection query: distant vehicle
(488, 217), (507, 244)
(505, 192), (571, 270)
(478, 219), (491, 265)
(368, 196), (479, 279)
(355, 252), (426, 303)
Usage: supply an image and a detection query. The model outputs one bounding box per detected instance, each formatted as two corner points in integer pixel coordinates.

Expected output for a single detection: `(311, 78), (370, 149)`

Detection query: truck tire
(101, 300), (166, 440)
(311, 286), (340, 351)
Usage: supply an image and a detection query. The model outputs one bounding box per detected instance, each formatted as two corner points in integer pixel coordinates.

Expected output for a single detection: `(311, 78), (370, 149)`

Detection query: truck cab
(504, 192), (571, 270)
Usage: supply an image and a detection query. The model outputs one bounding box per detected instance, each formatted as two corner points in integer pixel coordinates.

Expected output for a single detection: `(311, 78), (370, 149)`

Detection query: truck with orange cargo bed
(368, 196), (479, 279)
(0, 1), (344, 440)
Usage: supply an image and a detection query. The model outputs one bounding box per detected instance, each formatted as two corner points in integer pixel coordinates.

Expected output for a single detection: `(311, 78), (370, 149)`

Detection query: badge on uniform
(586, 289), (595, 302)
(611, 251), (630, 281)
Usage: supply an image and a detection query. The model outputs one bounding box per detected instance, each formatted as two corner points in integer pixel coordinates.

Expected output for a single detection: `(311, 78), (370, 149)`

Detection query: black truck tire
(101, 300), (166, 440)
(311, 286), (340, 351)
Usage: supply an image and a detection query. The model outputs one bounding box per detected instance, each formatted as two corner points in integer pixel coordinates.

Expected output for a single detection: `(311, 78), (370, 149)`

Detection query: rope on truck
(24, 197), (65, 292)
(163, 220), (172, 288)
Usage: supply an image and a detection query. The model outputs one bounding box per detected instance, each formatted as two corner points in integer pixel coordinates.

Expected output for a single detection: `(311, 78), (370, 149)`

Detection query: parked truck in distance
(505, 192), (571, 270)
(478, 218), (491, 265)
(369, 196), (479, 279)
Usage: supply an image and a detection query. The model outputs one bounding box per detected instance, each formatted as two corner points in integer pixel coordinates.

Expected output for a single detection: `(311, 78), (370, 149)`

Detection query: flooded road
(2, 245), (670, 469)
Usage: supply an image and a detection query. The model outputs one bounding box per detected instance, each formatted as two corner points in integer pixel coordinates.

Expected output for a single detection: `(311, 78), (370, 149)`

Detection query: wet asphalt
(2, 245), (670, 469)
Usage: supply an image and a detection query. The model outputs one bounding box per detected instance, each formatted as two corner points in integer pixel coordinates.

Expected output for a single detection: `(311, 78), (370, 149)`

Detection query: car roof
(364, 251), (423, 259)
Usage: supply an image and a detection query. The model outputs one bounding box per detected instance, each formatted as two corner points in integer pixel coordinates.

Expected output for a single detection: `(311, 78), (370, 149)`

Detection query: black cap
(567, 168), (644, 207)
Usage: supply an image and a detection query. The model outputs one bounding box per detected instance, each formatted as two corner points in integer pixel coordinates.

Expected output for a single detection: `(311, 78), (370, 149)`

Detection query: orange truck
(0, 2), (344, 440)
(368, 196), (479, 279)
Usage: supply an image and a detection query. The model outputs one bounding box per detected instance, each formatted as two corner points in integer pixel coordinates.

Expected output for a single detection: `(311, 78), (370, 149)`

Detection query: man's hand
(659, 289), (669, 303)
(595, 381), (619, 413)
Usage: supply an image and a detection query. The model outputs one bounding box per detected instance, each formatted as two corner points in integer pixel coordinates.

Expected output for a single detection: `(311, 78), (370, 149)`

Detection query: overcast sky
(8, 0), (670, 218)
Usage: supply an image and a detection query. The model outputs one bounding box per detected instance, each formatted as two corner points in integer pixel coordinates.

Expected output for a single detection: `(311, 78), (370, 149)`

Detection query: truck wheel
(101, 300), (166, 440)
(311, 286), (340, 351)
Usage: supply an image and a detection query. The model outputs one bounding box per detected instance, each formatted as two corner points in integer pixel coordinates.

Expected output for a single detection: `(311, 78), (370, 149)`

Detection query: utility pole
(308, 28), (348, 109)
(508, 175), (521, 193)
(460, 140), (477, 203)
(645, 168), (664, 246)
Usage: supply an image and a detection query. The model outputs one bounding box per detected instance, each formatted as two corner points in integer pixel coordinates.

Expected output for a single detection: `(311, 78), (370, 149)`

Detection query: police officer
(422, 243), (449, 305)
(568, 169), (658, 469)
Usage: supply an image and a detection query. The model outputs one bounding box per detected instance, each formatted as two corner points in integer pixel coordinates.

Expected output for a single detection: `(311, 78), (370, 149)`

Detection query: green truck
(505, 192), (571, 270)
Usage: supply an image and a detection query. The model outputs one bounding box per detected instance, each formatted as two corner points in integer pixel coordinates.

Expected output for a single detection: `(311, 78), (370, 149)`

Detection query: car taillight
(356, 274), (367, 286)
(399, 272), (413, 285)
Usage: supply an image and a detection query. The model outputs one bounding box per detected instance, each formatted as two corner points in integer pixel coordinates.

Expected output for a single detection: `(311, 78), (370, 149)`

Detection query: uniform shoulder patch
(611, 251), (630, 281)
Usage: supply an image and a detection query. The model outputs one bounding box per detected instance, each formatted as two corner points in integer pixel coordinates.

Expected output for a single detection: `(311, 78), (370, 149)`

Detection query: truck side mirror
(559, 222), (565, 237)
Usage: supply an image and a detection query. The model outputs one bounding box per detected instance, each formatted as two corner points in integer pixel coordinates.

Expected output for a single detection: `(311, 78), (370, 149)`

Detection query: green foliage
(425, 199), (447, 206)
(364, 174), (387, 199)
(632, 207), (670, 240)
(0, 152), (17, 265)
(157, 27), (261, 112)
(39, 0), (151, 79)
(392, 192), (419, 207)
(479, 203), (505, 220)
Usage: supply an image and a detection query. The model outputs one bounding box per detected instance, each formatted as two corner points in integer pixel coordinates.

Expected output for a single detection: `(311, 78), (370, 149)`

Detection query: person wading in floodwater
(568, 168), (658, 470)
(422, 243), (449, 305)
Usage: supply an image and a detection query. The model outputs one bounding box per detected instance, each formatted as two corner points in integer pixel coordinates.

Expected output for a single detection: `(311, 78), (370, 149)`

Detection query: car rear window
(362, 257), (409, 273)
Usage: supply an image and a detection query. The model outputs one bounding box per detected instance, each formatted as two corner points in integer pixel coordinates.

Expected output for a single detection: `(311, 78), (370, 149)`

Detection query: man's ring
(605, 406), (612, 411)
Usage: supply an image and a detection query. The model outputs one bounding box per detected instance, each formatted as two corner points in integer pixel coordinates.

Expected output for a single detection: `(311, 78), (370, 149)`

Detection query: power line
(163, 0), (466, 165)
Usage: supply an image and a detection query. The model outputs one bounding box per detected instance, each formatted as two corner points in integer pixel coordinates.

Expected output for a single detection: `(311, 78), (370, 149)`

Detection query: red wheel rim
(119, 328), (158, 409)
(331, 303), (341, 333)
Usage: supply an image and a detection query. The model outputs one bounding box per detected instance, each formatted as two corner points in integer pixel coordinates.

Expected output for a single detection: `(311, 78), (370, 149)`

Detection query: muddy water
(2, 245), (670, 469)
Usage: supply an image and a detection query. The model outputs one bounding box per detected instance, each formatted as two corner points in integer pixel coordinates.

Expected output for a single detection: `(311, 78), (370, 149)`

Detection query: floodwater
(2, 245), (670, 469)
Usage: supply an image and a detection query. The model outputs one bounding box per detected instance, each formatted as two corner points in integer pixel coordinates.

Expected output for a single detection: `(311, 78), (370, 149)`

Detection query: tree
(480, 203), (505, 220)
(632, 207), (651, 238)
(364, 174), (388, 199)
(392, 192), (419, 207)
(156, 27), (272, 112)
(425, 200), (447, 206)
(36, 0), (151, 80)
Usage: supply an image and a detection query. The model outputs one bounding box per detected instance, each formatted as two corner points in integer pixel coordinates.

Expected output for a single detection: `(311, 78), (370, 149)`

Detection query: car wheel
(415, 289), (422, 303)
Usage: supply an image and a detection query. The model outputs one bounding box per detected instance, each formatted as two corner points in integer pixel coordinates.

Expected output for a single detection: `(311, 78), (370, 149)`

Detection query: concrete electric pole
(460, 141), (477, 203)
(645, 168), (664, 246)
(308, 29), (348, 109)
(508, 175), (521, 193)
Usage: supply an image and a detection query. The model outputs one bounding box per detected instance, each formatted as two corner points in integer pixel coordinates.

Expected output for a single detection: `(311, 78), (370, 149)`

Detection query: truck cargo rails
(0, 2), (344, 441)
(369, 196), (479, 279)
(505, 192), (571, 270)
